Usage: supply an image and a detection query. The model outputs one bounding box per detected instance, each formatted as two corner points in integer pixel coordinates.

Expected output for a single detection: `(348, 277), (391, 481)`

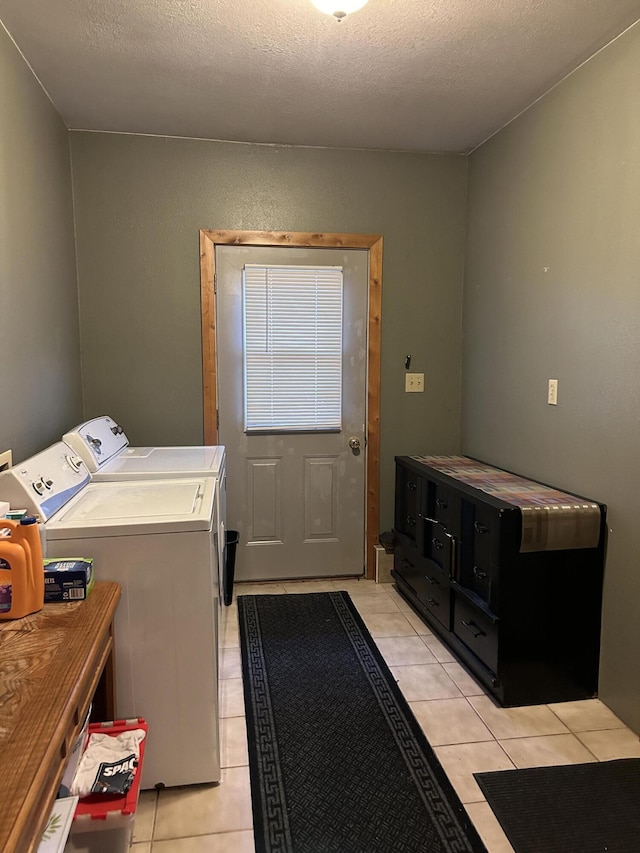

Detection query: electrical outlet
(0, 450), (12, 471)
(548, 379), (558, 405)
(405, 373), (424, 393)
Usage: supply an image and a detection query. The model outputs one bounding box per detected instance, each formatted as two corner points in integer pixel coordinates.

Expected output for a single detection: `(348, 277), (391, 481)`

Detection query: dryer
(0, 443), (220, 790)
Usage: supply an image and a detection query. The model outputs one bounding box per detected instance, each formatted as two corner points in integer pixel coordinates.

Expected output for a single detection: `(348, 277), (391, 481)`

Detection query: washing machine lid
(92, 445), (225, 481)
(45, 477), (216, 540)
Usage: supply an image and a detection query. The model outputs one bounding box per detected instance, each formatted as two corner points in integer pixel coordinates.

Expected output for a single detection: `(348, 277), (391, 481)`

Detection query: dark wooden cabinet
(392, 455), (606, 707)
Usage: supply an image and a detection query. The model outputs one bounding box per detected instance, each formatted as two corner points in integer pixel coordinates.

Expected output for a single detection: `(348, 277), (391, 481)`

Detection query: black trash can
(223, 530), (239, 606)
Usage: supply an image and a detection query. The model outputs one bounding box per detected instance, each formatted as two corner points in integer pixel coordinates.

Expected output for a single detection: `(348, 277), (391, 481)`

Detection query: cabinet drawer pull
(474, 521), (489, 534)
(473, 566), (487, 580)
(461, 619), (486, 639)
(407, 481), (417, 492)
(436, 498), (448, 510)
(424, 574), (439, 586)
(432, 537), (444, 550)
(427, 598), (440, 607)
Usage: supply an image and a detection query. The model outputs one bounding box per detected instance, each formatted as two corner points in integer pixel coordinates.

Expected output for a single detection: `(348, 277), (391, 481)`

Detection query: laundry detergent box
(43, 558), (94, 602)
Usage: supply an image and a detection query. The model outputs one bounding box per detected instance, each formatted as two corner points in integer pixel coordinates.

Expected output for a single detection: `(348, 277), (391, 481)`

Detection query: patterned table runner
(412, 455), (601, 552)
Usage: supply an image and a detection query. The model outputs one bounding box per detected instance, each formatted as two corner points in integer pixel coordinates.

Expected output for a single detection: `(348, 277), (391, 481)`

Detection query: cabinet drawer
(394, 550), (451, 630)
(422, 519), (455, 576)
(426, 480), (453, 529)
(459, 500), (500, 609)
(453, 592), (499, 675)
(420, 577), (451, 630)
(395, 466), (421, 544)
(458, 553), (493, 606)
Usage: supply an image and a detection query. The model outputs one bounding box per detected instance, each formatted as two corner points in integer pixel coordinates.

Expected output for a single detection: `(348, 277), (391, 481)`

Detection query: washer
(0, 443), (220, 790)
(63, 416), (227, 601)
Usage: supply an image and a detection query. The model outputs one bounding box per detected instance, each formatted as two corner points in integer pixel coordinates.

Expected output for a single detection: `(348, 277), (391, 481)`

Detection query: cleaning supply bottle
(0, 523), (33, 620)
(16, 516), (45, 612)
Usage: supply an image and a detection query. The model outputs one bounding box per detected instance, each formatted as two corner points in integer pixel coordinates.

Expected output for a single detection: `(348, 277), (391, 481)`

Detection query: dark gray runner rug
(238, 591), (487, 853)
(475, 758), (640, 853)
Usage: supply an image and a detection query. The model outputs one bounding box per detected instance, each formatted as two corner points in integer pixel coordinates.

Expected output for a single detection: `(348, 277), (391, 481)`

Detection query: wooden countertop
(0, 581), (121, 853)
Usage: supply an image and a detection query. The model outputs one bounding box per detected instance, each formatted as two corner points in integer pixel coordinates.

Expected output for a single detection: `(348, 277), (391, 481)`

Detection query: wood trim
(201, 230), (381, 250)
(199, 230), (383, 578)
(200, 231), (217, 445)
(366, 236), (383, 576)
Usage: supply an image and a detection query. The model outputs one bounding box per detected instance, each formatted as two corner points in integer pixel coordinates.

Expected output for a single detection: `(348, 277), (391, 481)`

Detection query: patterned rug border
(238, 590), (487, 853)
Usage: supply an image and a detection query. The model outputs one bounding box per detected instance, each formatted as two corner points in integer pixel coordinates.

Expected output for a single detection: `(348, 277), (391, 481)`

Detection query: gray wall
(0, 26), (82, 463)
(0, 2), (637, 733)
(463, 23), (640, 731)
(69, 133), (469, 529)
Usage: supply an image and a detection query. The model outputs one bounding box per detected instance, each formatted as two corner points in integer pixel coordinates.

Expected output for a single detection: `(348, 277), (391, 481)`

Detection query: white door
(216, 245), (368, 581)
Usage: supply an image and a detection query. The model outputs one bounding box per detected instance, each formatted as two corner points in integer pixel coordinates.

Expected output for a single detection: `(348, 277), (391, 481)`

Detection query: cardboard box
(59, 704), (92, 795)
(44, 559), (94, 602)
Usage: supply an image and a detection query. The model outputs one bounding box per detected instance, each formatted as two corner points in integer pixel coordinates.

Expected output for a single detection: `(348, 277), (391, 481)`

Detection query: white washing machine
(0, 443), (220, 790)
(63, 416), (227, 600)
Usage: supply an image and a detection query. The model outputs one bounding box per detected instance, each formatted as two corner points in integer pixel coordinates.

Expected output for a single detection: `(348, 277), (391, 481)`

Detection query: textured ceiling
(1, 0), (639, 153)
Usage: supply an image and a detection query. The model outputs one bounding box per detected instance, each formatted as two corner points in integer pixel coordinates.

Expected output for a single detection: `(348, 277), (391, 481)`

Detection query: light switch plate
(405, 373), (424, 393)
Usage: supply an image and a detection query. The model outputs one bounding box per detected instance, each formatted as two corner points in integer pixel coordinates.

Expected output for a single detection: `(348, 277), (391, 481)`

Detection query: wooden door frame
(200, 230), (383, 579)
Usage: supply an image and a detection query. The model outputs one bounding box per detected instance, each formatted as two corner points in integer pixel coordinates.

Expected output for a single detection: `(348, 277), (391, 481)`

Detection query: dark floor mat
(475, 758), (640, 853)
(238, 591), (487, 853)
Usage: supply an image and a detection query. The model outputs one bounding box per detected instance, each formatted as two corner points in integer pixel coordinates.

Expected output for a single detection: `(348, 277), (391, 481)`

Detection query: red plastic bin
(65, 718), (148, 853)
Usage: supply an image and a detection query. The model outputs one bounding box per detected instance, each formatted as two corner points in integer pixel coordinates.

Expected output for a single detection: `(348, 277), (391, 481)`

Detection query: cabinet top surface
(411, 455), (599, 510)
(405, 455), (603, 552)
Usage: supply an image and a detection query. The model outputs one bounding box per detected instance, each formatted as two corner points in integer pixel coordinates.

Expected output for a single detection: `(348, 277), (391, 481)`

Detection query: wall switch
(405, 373), (424, 393)
(548, 379), (558, 405)
(0, 450), (12, 471)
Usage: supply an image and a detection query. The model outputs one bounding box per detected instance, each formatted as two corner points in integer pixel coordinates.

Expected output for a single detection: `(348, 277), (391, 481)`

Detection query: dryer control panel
(63, 416), (129, 472)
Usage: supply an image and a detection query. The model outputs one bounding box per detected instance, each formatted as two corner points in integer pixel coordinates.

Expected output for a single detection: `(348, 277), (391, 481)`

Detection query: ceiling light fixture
(311, 0), (368, 21)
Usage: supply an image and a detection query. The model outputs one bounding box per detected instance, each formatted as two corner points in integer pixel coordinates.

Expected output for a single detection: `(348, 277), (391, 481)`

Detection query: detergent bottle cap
(20, 516), (38, 525)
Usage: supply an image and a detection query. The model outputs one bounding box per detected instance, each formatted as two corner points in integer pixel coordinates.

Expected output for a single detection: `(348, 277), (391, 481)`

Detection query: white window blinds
(243, 265), (343, 432)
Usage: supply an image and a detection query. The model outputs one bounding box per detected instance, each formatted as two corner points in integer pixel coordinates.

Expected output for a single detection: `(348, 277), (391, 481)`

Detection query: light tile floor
(131, 578), (640, 852)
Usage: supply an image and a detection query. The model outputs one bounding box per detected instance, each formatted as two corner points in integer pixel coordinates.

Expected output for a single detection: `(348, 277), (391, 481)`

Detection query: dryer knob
(87, 435), (102, 453)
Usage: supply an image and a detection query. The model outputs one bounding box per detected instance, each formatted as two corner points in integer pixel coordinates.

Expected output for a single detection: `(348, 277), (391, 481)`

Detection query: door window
(243, 265), (343, 432)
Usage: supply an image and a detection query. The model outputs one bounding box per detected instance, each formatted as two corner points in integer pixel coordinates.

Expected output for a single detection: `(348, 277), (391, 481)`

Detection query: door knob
(349, 436), (361, 451)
